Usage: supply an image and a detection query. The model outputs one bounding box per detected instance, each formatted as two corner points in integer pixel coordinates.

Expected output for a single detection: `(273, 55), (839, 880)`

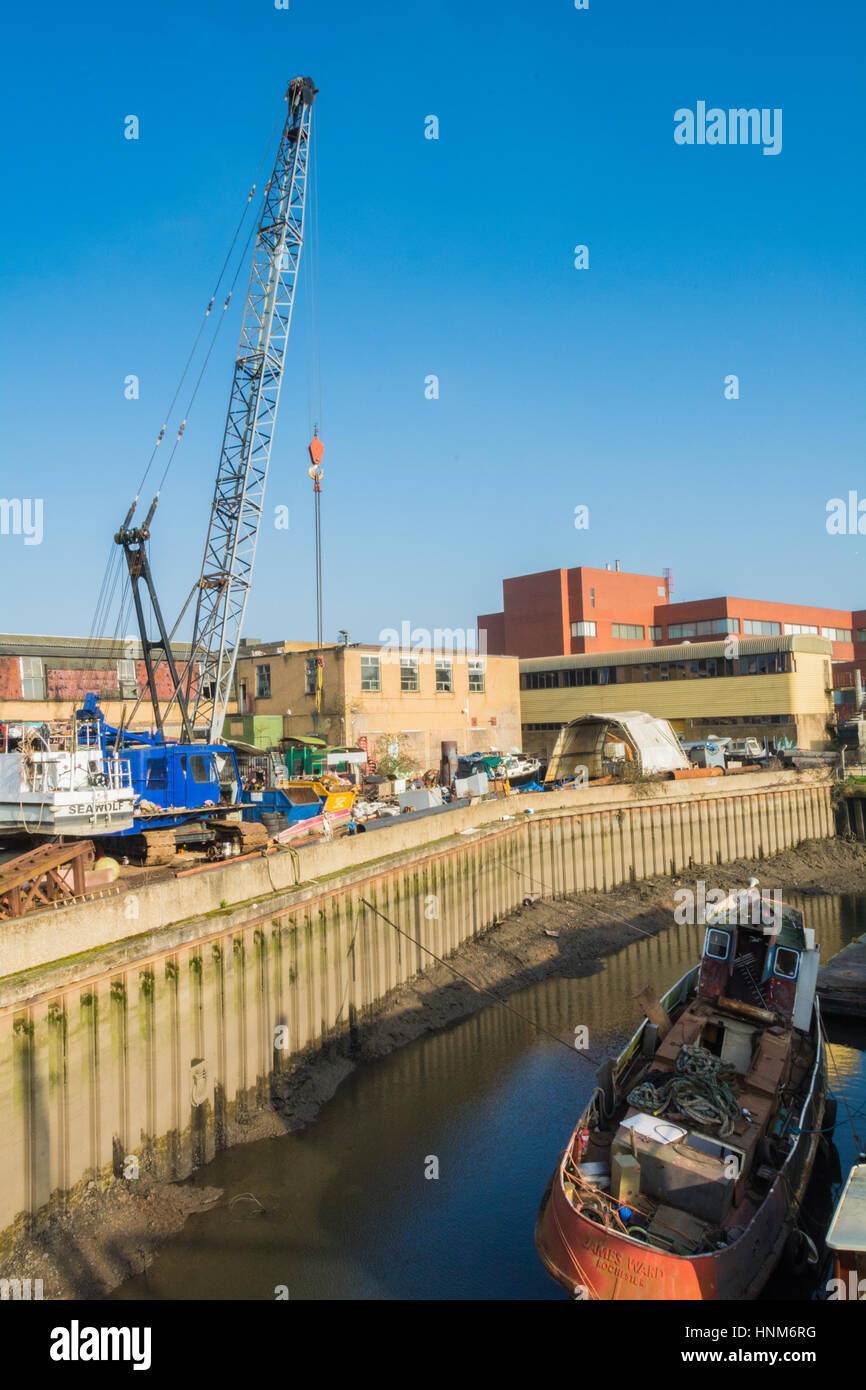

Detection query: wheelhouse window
(704, 928), (730, 961)
(773, 946), (800, 980)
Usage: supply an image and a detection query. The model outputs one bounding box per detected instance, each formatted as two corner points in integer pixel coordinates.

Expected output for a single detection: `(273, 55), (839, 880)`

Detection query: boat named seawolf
(536, 884), (827, 1299)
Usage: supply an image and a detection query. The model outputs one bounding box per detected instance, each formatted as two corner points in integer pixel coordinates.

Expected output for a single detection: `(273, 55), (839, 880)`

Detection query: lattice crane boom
(186, 75), (317, 741)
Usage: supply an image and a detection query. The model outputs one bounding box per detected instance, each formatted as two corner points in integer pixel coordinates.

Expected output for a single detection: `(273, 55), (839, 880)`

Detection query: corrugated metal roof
(520, 634), (833, 671)
(0, 633), (194, 659)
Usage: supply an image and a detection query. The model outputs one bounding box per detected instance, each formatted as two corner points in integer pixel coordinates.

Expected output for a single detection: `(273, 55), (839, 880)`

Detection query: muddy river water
(112, 894), (866, 1301)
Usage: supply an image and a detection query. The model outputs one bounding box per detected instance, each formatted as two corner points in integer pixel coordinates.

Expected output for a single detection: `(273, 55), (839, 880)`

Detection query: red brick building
(479, 566), (866, 669)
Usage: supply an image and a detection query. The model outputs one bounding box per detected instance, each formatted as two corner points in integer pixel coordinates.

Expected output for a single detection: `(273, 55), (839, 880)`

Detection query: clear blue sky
(1, 0), (864, 646)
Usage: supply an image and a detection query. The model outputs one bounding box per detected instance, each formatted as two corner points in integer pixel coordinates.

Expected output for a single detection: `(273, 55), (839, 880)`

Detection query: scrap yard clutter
(1, 42), (865, 1323)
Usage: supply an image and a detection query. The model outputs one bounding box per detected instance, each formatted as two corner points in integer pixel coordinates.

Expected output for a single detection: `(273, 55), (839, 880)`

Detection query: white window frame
(435, 658), (453, 693)
(400, 657), (419, 692)
(360, 656), (381, 692)
(20, 656), (44, 700)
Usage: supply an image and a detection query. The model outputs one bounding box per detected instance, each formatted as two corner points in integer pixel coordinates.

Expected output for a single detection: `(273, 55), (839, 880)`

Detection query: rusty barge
(536, 885), (826, 1300)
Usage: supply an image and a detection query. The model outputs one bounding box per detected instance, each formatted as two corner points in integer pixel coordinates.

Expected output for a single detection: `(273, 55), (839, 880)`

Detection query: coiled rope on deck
(627, 1043), (742, 1137)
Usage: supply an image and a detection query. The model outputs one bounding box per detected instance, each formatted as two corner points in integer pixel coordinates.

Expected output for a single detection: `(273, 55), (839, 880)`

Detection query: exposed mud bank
(4, 835), (863, 1300)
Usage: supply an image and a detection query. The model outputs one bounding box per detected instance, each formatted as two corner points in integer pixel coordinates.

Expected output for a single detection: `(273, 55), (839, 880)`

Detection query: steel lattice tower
(186, 76), (316, 740)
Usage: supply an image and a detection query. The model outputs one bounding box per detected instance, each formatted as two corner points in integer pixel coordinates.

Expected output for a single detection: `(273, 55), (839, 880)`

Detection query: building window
(858, 629), (866, 644)
(742, 620), (781, 636)
(821, 627), (852, 642)
(784, 623), (818, 636)
(400, 657), (418, 692)
(648, 626), (662, 641)
(255, 664), (271, 699)
(520, 651), (792, 689)
(521, 671), (559, 690)
(116, 658), (137, 697)
(435, 659), (453, 692)
(361, 656), (381, 692)
(611, 623), (645, 641)
(571, 621), (596, 637)
(20, 656), (44, 700)
(305, 659), (318, 695)
(468, 659), (485, 693)
(667, 619), (738, 639)
(589, 588), (595, 608)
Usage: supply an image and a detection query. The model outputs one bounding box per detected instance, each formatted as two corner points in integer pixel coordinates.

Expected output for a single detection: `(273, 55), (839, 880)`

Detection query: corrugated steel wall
(0, 780), (833, 1239)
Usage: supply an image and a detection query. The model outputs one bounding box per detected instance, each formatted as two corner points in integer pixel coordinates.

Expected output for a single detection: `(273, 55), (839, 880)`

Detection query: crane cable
(79, 94), (291, 727)
(303, 108), (324, 647)
(131, 97), (287, 507)
(358, 897), (607, 1068)
(83, 94), (288, 673)
(127, 94), (313, 707)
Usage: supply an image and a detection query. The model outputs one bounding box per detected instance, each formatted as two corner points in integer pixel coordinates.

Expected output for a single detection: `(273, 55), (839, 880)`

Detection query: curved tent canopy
(545, 711), (689, 783)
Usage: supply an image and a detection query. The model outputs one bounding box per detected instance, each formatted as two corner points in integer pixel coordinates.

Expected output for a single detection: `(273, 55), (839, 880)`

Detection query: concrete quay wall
(0, 772), (833, 1239)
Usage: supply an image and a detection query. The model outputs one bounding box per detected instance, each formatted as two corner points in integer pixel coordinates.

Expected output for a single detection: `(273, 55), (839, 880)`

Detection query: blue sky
(1, 0), (864, 646)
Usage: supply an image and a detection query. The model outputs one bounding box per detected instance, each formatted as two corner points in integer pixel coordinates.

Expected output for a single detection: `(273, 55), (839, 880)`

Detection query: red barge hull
(536, 958), (826, 1301)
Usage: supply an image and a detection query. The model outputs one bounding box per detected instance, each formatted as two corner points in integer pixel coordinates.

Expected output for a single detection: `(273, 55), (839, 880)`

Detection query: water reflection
(112, 895), (866, 1302)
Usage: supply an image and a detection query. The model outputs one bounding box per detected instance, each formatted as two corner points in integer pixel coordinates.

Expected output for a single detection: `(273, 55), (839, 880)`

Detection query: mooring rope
(627, 1043), (742, 1137)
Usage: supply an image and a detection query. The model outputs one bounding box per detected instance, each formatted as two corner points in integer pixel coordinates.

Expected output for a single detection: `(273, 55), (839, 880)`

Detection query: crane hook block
(308, 434), (324, 467)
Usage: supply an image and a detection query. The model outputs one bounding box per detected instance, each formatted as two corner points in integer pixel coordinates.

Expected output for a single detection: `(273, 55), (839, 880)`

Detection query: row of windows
(567, 616), (855, 643)
(742, 619), (781, 636)
(361, 656), (485, 695)
(572, 621), (662, 641)
(522, 715), (796, 736)
(668, 619), (739, 639)
(17, 655), (140, 701)
(521, 651), (794, 690)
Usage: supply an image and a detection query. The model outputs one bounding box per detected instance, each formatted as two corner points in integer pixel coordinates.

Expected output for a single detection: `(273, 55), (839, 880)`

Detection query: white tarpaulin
(545, 711), (689, 782)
